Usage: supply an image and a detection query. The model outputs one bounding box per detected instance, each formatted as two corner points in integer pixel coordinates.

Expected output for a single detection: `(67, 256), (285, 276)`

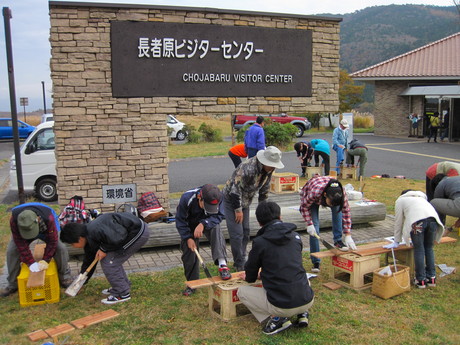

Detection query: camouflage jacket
(223, 156), (273, 212)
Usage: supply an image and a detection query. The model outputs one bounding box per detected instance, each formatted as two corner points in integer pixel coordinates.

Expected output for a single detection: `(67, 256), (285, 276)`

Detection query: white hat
(340, 119), (349, 128)
(256, 146), (284, 169)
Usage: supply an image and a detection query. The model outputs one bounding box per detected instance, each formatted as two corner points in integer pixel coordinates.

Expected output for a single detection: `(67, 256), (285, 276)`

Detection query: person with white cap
(175, 184), (230, 296)
(222, 146), (284, 271)
(332, 118), (350, 174)
(0, 202), (72, 297)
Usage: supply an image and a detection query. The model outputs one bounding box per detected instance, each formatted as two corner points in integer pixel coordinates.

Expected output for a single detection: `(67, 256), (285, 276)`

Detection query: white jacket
(394, 190), (444, 246)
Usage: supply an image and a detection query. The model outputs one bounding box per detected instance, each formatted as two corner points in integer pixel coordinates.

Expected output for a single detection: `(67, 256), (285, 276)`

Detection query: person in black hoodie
(60, 212), (150, 305)
(237, 201), (314, 335)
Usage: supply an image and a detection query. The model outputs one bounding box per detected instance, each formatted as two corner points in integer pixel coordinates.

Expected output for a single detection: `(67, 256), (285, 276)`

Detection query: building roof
(351, 32), (460, 81)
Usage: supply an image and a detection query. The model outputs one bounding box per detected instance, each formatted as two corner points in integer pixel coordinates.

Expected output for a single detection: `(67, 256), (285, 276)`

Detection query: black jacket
(245, 220), (314, 308)
(81, 212), (144, 275)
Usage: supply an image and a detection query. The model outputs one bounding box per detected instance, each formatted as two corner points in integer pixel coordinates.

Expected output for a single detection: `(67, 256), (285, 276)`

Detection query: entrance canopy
(401, 85), (460, 97)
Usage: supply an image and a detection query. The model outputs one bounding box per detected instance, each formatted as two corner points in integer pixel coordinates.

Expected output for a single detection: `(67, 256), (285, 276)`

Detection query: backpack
(59, 195), (91, 227)
(137, 192), (167, 223)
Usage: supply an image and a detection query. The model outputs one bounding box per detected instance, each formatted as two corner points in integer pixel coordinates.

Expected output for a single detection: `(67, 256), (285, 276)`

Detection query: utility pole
(41, 81), (47, 113)
(3, 7), (25, 204)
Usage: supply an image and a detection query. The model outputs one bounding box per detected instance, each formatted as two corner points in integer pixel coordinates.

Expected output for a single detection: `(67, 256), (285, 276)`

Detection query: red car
(232, 114), (311, 137)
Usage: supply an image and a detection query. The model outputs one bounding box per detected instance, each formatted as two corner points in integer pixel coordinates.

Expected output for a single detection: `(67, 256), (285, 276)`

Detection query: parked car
(167, 114), (188, 141)
(10, 121), (57, 201)
(41, 113), (54, 123)
(232, 113), (311, 137)
(0, 118), (35, 139)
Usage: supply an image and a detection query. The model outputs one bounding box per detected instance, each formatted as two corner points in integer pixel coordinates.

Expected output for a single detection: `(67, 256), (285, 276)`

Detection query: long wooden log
(66, 196), (386, 256)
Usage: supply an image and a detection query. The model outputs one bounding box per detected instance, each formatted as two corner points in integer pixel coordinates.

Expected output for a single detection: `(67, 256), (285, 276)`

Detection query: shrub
(198, 122), (222, 142)
(236, 121), (297, 150)
(354, 115), (374, 128)
(184, 125), (201, 144)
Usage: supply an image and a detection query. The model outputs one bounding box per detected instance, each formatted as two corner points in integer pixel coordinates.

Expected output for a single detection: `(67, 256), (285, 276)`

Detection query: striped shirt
(299, 176), (352, 233)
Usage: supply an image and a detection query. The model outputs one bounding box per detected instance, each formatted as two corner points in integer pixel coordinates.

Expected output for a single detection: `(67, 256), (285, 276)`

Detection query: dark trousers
(428, 127), (438, 141)
(228, 151), (242, 168)
(314, 151), (330, 176)
(100, 222), (150, 296)
(247, 147), (258, 158)
(180, 224), (227, 281)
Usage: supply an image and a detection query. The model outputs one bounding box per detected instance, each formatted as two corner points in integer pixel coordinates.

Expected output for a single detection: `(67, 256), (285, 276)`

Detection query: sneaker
(334, 240), (349, 252)
(311, 263), (320, 273)
(0, 287), (18, 298)
(219, 266), (231, 280)
(60, 277), (74, 289)
(300, 173), (306, 178)
(101, 293), (131, 305)
(182, 286), (196, 297)
(296, 312), (309, 328)
(262, 316), (292, 335)
(414, 279), (426, 289)
(102, 287), (114, 295)
(425, 277), (436, 287)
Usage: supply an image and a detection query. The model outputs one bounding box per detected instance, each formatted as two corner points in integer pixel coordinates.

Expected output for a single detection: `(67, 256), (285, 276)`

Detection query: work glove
(383, 242), (399, 249)
(344, 234), (357, 250)
(29, 262), (41, 272)
(307, 225), (317, 237)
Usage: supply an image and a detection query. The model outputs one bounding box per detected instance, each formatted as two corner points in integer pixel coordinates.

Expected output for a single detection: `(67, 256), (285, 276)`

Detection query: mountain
(339, 4), (460, 73)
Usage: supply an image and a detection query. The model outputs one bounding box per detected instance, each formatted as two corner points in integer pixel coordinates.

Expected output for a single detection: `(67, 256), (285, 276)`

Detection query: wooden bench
(312, 236), (457, 289)
(67, 198), (387, 255)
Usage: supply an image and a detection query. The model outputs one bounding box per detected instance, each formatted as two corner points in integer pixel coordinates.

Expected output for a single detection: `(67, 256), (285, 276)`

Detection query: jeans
(333, 144), (345, 173)
(410, 217), (437, 281)
(309, 203), (343, 264)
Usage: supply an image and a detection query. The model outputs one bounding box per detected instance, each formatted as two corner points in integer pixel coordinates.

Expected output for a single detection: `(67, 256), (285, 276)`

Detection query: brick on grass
(27, 329), (49, 341)
(70, 309), (120, 329)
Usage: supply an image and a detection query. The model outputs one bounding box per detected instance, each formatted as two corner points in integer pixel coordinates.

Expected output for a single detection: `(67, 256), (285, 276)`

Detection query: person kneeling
(237, 201), (314, 335)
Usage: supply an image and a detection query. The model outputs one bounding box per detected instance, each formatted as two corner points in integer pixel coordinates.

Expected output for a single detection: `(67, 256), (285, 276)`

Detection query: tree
(339, 69), (365, 112)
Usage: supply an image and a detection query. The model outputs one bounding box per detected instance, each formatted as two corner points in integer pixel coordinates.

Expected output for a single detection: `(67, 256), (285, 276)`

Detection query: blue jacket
(332, 127), (349, 150)
(244, 123), (265, 151)
(176, 186), (225, 241)
(310, 139), (330, 155)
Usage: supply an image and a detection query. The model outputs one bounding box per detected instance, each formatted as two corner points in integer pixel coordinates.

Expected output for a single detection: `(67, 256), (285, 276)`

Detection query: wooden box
(208, 280), (262, 321)
(270, 172), (299, 194)
(331, 253), (380, 290)
(305, 166), (322, 179)
(340, 166), (358, 180)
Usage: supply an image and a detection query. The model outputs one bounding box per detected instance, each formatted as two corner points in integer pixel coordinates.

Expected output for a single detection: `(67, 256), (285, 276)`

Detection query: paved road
(1, 134), (460, 202)
(168, 133), (460, 193)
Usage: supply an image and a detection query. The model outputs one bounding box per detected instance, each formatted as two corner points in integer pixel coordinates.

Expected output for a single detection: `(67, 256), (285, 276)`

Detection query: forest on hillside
(339, 4), (459, 73)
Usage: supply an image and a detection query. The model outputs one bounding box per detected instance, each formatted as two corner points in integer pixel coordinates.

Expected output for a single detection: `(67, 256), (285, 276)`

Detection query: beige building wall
(49, 3), (341, 211)
(374, 81), (410, 136)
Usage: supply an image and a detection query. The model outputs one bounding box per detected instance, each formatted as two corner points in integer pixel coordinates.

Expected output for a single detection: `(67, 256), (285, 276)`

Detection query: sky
(0, 0), (456, 113)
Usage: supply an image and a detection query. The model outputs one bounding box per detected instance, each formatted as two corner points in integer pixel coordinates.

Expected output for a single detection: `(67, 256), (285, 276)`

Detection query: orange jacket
(229, 143), (247, 158)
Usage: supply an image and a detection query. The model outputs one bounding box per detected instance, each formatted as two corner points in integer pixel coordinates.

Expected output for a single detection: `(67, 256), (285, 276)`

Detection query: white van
(41, 113), (54, 123)
(10, 121), (57, 201)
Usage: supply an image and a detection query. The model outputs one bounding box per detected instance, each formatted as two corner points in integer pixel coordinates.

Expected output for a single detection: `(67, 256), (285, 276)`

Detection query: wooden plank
(312, 237), (457, 259)
(27, 271), (45, 288)
(186, 272), (244, 289)
(70, 309), (120, 329)
(44, 323), (75, 338)
(27, 329), (48, 341)
(323, 282), (343, 290)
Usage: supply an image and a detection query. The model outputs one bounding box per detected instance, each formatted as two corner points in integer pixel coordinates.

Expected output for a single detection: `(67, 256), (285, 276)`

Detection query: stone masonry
(49, 3), (341, 211)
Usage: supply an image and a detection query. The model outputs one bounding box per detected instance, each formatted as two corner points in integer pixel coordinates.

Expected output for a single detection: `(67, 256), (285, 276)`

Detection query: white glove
(383, 242), (399, 249)
(307, 225), (317, 237)
(344, 234), (357, 250)
(29, 262), (41, 272)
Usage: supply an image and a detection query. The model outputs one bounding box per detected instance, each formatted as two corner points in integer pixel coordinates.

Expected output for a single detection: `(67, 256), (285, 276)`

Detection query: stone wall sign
(111, 21), (312, 97)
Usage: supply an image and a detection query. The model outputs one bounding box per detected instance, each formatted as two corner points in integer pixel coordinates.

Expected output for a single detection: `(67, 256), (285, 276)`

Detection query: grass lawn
(0, 178), (459, 345)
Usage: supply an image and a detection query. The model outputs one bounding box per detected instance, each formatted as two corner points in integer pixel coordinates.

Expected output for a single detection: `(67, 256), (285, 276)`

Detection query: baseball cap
(340, 119), (349, 128)
(200, 184), (222, 214)
(17, 209), (39, 240)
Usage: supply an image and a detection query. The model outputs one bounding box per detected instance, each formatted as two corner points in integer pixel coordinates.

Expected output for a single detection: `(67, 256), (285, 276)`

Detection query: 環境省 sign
(111, 21), (312, 97)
